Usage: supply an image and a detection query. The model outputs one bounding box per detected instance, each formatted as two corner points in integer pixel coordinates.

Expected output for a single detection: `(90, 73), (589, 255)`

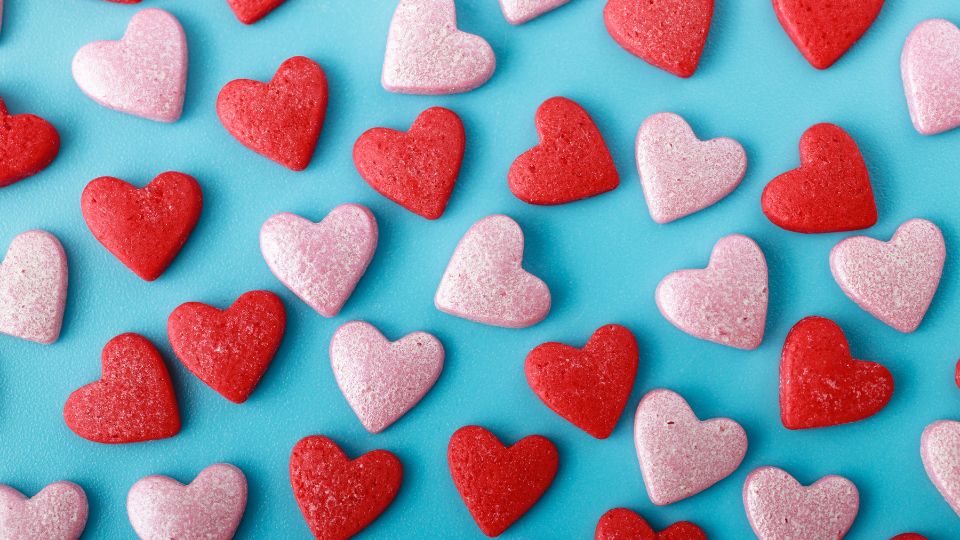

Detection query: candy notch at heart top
(743, 466), (859, 539)
(921, 420), (960, 517)
(0, 97), (60, 188)
(773, 0), (885, 69)
(498, 0), (570, 25)
(0, 230), (68, 344)
(226, 0), (288, 24)
(0, 481), (88, 540)
(901, 19), (960, 135)
(595, 508), (706, 540)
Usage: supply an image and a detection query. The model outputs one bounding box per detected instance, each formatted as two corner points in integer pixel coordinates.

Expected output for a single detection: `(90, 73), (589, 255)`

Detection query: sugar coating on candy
(226, 0), (287, 25)
(0, 231), (68, 344)
(260, 204), (377, 317)
(330, 320), (444, 433)
(633, 389), (747, 506)
(902, 19), (960, 135)
(743, 466), (859, 539)
(0, 481), (88, 540)
(921, 420), (960, 517)
(0, 97), (61, 188)
(595, 508), (706, 540)
(72, 8), (187, 122)
(382, 0), (495, 94)
(830, 219), (945, 333)
(498, 0), (569, 25)
(772, 0), (884, 69)
(636, 112), (746, 224)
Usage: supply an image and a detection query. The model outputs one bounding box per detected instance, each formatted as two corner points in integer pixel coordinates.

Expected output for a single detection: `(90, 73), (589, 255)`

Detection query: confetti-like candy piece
(743, 466), (859, 539)
(0, 230), (68, 344)
(0, 482), (88, 540)
(902, 19), (960, 135)
(891, 534), (928, 540)
(921, 420), (960, 517)
(772, 0), (884, 69)
(72, 8), (187, 122)
(0, 97), (60, 188)
(226, 0), (287, 24)
(498, 0), (569, 25)
(594, 508), (706, 540)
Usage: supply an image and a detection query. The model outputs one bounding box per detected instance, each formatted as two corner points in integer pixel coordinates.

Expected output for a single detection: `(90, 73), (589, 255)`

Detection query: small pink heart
(830, 218), (945, 333)
(260, 204), (377, 318)
(127, 463), (247, 540)
(656, 234), (767, 349)
(921, 420), (960, 517)
(330, 321), (444, 434)
(498, 0), (569, 25)
(901, 19), (960, 135)
(636, 112), (747, 224)
(382, 0), (495, 94)
(435, 214), (551, 328)
(0, 230), (68, 344)
(634, 389), (747, 505)
(72, 8), (187, 122)
(743, 466), (859, 539)
(0, 481), (88, 539)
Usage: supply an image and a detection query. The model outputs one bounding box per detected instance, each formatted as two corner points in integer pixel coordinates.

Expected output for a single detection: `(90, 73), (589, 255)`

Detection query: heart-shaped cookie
(0, 230), (68, 344)
(226, 0), (287, 24)
(773, 0), (885, 69)
(743, 466), (859, 539)
(498, 0), (569, 25)
(595, 508), (705, 540)
(0, 97), (60, 188)
(921, 420), (960, 517)
(901, 19), (960, 135)
(0, 481), (88, 540)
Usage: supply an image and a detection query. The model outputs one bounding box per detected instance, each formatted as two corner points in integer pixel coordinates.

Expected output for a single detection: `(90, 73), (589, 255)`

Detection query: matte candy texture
(743, 466), (859, 539)
(448, 426), (558, 537)
(594, 508), (706, 540)
(127, 464), (247, 540)
(525, 324), (638, 439)
(382, 0), (495, 94)
(217, 56), (328, 171)
(830, 219), (945, 333)
(0, 230), (68, 344)
(509, 97), (619, 205)
(891, 535), (928, 540)
(167, 290), (286, 403)
(603, 0), (714, 78)
(636, 112), (746, 224)
(72, 8), (187, 122)
(633, 389), (747, 506)
(655, 234), (767, 350)
(289, 435), (402, 539)
(0, 97), (60, 188)
(920, 420), (960, 517)
(772, 0), (884, 69)
(435, 214), (551, 328)
(353, 106), (465, 219)
(63, 333), (180, 444)
(761, 123), (877, 233)
(226, 0), (287, 25)
(81, 172), (202, 281)
(498, 0), (570, 25)
(260, 204), (377, 317)
(0, 482), (88, 540)
(902, 19), (960, 135)
(779, 316), (893, 429)
(330, 320), (444, 433)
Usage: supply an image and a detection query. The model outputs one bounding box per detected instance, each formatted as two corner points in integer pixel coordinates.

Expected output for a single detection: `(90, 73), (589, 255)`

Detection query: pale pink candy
(330, 320), (444, 434)
(498, 0), (570, 25)
(0, 230), (68, 344)
(127, 463), (247, 540)
(260, 204), (377, 318)
(636, 112), (747, 224)
(435, 214), (551, 328)
(382, 0), (496, 94)
(743, 466), (859, 539)
(830, 218), (945, 333)
(633, 389), (747, 506)
(655, 234), (767, 349)
(0, 481), (88, 540)
(72, 8), (187, 122)
(921, 420), (960, 517)
(901, 19), (960, 135)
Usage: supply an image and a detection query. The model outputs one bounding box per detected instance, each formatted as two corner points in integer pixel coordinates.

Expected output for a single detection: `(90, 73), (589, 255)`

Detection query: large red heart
(525, 324), (638, 439)
(63, 333), (180, 444)
(509, 96), (619, 205)
(0, 97), (60, 188)
(290, 435), (402, 539)
(217, 56), (328, 171)
(226, 0), (287, 24)
(773, 0), (885, 69)
(448, 425), (558, 537)
(761, 123), (877, 233)
(780, 316), (894, 429)
(81, 171), (202, 281)
(595, 508), (706, 540)
(168, 290), (286, 404)
(353, 107), (465, 220)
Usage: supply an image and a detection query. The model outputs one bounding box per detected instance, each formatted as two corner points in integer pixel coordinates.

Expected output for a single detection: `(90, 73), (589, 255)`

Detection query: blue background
(2, 0), (960, 538)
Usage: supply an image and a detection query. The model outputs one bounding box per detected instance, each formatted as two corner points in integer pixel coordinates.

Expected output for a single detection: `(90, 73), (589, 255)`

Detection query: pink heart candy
(656, 234), (767, 350)
(127, 463), (247, 540)
(830, 218), (945, 333)
(901, 19), (960, 135)
(260, 204), (377, 318)
(743, 466), (859, 539)
(636, 112), (747, 224)
(0, 481), (88, 539)
(435, 214), (551, 328)
(634, 389), (747, 505)
(921, 420), (960, 517)
(330, 320), (444, 434)
(0, 230), (68, 344)
(382, 0), (496, 94)
(72, 8), (187, 122)
(498, 0), (570, 25)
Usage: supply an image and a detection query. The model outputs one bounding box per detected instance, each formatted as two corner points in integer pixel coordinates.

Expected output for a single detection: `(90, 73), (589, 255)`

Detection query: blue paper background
(2, 0), (960, 538)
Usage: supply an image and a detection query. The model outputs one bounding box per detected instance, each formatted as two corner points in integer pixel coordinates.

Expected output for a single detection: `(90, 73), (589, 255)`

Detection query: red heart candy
(64, 333), (180, 444)
(890, 534), (927, 540)
(448, 425), (558, 537)
(762, 123), (877, 233)
(595, 508), (706, 540)
(217, 56), (328, 171)
(81, 171), (202, 281)
(780, 316), (894, 429)
(0, 97), (60, 188)
(168, 290), (286, 404)
(773, 0), (884, 69)
(956, 359), (960, 390)
(226, 0), (287, 24)
(353, 107), (465, 219)
(509, 96), (619, 205)
(290, 435), (402, 539)
(525, 324), (638, 439)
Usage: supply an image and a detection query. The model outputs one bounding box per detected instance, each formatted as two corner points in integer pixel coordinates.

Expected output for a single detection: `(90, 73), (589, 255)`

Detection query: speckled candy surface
(498, 0), (569, 25)
(772, 0), (885, 69)
(0, 481), (88, 540)
(0, 230), (68, 344)
(0, 97), (61, 188)
(743, 466), (859, 539)
(902, 19), (960, 135)
(226, 0), (287, 25)
(920, 420), (960, 517)
(594, 508), (706, 540)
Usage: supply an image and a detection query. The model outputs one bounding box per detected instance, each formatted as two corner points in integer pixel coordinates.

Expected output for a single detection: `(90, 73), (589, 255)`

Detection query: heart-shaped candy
(226, 0), (287, 24)
(0, 97), (60, 188)
(773, 0), (884, 69)
(921, 420), (960, 517)
(891, 535), (928, 540)
(0, 481), (88, 540)
(498, 0), (569, 25)
(901, 19), (960, 135)
(595, 508), (705, 540)
(743, 466), (859, 539)
(0, 230), (68, 344)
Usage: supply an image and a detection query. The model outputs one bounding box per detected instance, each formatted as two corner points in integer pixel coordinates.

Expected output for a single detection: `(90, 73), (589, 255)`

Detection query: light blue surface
(2, 0), (960, 538)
